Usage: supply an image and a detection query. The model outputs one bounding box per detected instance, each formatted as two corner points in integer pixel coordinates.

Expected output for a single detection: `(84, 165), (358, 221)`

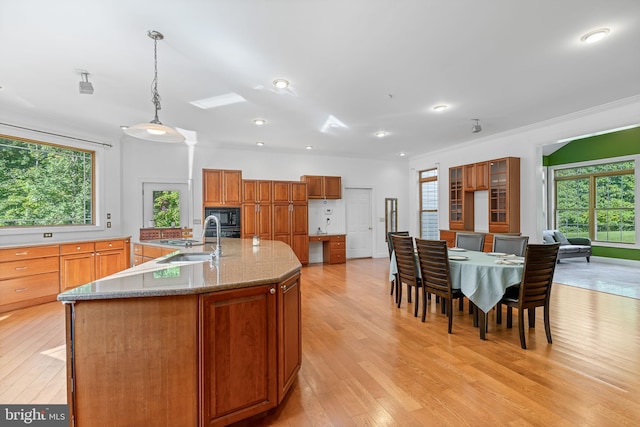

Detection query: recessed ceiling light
(305, 145), (313, 150)
(273, 79), (289, 89)
(398, 152), (407, 157)
(253, 119), (266, 125)
(120, 125), (129, 130)
(256, 141), (265, 146)
(580, 28), (610, 43)
(375, 131), (387, 138)
(433, 105), (448, 112)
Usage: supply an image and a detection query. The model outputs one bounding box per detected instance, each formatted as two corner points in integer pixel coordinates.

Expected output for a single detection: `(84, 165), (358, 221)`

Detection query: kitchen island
(58, 238), (302, 427)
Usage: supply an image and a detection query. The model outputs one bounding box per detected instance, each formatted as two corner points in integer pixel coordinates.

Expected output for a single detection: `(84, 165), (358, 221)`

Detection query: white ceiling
(2, 0), (639, 159)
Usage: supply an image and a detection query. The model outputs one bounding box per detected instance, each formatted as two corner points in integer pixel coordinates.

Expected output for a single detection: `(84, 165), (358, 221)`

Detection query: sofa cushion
(554, 231), (571, 246)
(558, 245), (581, 253)
(542, 230), (556, 244)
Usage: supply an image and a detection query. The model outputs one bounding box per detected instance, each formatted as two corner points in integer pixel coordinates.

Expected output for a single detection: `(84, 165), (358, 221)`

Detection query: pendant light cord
(150, 32), (162, 124)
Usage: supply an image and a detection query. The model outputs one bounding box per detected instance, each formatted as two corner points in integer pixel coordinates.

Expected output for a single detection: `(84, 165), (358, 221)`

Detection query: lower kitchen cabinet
(277, 272), (301, 401)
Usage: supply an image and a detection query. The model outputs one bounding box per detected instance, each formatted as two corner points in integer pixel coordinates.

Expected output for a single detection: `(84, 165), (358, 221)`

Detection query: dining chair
(390, 234), (421, 317)
(455, 233), (486, 252)
(415, 239), (463, 333)
(387, 231), (410, 302)
(496, 243), (561, 349)
(492, 235), (529, 256)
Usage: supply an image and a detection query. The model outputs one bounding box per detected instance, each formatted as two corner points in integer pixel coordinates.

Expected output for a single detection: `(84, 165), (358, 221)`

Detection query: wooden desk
(308, 234), (346, 264)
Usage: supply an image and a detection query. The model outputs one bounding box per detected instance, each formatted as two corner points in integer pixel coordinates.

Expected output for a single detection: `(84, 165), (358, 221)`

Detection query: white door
(345, 188), (373, 259)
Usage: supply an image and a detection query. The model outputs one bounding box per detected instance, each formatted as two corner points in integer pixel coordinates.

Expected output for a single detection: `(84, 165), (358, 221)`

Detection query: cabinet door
(242, 180), (257, 203)
(463, 164), (476, 191)
(291, 234), (309, 265)
(323, 176), (342, 199)
(200, 285), (277, 426)
(257, 180), (272, 203)
(272, 181), (291, 203)
(272, 205), (291, 244)
(203, 169), (223, 205)
(242, 204), (258, 238)
(475, 161), (489, 190)
(95, 250), (125, 280)
(302, 176), (323, 199)
(222, 170), (242, 206)
(290, 182), (307, 203)
(277, 273), (301, 402)
(60, 253), (95, 291)
(256, 204), (273, 239)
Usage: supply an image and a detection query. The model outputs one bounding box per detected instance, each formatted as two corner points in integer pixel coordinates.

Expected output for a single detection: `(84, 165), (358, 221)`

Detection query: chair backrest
(415, 239), (451, 295)
(455, 233), (485, 251)
(387, 231), (410, 259)
(390, 234), (419, 286)
(519, 243), (561, 309)
(492, 235), (529, 256)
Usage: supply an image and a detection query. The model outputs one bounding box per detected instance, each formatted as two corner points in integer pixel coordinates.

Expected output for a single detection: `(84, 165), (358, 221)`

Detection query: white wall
(121, 143), (411, 259)
(408, 96), (640, 243)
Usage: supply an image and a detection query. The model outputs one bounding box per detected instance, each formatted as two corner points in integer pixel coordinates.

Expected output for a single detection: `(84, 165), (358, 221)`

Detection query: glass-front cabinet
(488, 157), (520, 233)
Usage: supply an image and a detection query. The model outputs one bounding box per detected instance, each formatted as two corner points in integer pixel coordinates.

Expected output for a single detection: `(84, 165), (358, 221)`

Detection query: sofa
(542, 229), (591, 262)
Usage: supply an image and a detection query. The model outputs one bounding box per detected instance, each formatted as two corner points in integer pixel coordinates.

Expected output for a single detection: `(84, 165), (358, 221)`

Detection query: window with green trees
(0, 135), (94, 227)
(555, 160), (635, 243)
(152, 190), (180, 227)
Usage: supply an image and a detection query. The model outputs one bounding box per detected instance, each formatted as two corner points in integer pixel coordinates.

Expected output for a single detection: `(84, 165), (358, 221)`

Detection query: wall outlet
(107, 213), (111, 219)
(106, 222), (112, 228)
(43, 233), (53, 238)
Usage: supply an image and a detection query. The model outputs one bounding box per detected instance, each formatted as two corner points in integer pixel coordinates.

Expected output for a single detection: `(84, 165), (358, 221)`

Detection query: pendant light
(124, 30), (185, 143)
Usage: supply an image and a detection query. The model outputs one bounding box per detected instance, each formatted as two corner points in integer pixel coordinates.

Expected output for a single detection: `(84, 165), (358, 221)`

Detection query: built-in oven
(203, 207), (241, 239)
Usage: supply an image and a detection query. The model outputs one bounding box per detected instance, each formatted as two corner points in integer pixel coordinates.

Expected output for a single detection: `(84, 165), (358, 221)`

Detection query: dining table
(389, 248), (524, 339)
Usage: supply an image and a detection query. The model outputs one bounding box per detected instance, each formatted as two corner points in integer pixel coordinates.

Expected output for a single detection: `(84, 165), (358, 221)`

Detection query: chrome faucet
(201, 215), (222, 260)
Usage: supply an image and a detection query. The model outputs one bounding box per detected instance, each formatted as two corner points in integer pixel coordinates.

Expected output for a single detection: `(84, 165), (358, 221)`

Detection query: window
(555, 160), (635, 243)
(152, 190), (180, 227)
(419, 168), (438, 239)
(142, 182), (189, 228)
(0, 134), (94, 227)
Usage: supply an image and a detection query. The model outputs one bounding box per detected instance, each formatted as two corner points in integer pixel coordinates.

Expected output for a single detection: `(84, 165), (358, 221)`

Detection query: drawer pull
(77, 246), (81, 250)
(15, 288), (28, 293)
(15, 251), (28, 256)
(15, 266), (28, 271)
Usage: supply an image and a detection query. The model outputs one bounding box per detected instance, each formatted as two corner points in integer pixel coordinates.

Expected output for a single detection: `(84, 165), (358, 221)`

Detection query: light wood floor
(1, 258), (639, 426)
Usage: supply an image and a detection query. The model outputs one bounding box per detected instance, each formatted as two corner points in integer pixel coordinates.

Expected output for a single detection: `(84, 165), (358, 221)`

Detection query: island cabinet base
(65, 271), (302, 427)
(66, 295), (199, 427)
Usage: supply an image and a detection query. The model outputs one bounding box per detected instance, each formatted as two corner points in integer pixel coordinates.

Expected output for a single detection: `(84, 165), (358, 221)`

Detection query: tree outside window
(152, 190), (180, 227)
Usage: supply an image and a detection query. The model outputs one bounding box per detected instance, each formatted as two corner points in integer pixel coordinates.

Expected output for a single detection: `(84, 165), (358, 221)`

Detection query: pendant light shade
(123, 30), (185, 143)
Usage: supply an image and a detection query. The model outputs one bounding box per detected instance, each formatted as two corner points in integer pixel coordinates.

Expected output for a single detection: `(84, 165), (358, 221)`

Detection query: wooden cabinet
(301, 175), (342, 199)
(475, 161), (489, 190)
(60, 242), (95, 291)
(200, 285), (278, 426)
(133, 243), (176, 266)
(203, 169), (242, 206)
(242, 180), (273, 240)
(277, 272), (301, 401)
(0, 245), (60, 313)
(489, 157), (520, 233)
(272, 181), (308, 265)
(449, 166), (474, 230)
(309, 234), (346, 264)
(95, 239), (127, 280)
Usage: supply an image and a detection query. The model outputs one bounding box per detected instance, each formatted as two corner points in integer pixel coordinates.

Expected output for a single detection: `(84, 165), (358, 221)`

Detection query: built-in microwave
(203, 207), (241, 238)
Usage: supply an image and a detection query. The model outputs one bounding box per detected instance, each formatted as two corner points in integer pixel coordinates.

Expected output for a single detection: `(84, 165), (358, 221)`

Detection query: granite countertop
(57, 238), (301, 302)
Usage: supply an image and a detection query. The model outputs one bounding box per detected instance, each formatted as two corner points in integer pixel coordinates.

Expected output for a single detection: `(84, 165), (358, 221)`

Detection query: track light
(472, 119), (482, 133)
(79, 71), (94, 95)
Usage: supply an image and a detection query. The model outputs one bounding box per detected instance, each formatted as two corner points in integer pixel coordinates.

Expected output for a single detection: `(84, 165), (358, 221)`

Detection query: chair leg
(414, 285), (420, 317)
(447, 299), (454, 334)
(407, 285), (412, 303)
(397, 282), (403, 309)
(441, 298), (446, 314)
(528, 307), (536, 328)
(458, 297), (464, 311)
(518, 308), (527, 349)
(496, 303), (502, 324)
(544, 306), (553, 344)
(506, 307), (513, 328)
(390, 279), (395, 296)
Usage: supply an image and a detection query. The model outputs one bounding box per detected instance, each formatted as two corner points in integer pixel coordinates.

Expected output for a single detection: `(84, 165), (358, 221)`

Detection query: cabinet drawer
(133, 244), (143, 256)
(0, 245), (59, 263)
(329, 251), (345, 264)
(142, 245), (170, 259)
(330, 235), (345, 242)
(0, 257), (59, 280)
(329, 241), (345, 250)
(61, 242), (95, 255)
(95, 240), (125, 251)
(309, 236), (329, 242)
(0, 272), (60, 305)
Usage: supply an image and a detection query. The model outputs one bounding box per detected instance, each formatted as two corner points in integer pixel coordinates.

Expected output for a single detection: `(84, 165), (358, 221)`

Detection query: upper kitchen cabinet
(203, 169), (242, 207)
(449, 166), (474, 231)
(300, 175), (342, 199)
(463, 162), (489, 191)
(243, 180), (272, 204)
(488, 157), (520, 233)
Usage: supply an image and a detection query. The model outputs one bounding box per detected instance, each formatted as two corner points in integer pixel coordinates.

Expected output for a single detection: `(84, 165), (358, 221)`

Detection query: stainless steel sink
(157, 252), (213, 263)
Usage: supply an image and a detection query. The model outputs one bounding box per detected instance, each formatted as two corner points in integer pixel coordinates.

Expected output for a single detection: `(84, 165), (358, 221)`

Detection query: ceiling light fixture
(433, 104), (448, 112)
(580, 28), (610, 43)
(375, 131), (387, 138)
(256, 141), (265, 146)
(273, 79), (289, 89)
(253, 118), (266, 125)
(78, 71), (94, 95)
(398, 152), (407, 157)
(305, 145), (313, 150)
(471, 119), (482, 133)
(123, 30), (185, 143)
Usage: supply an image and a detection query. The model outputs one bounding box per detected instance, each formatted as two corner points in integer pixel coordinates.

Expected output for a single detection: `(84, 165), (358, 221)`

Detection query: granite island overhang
(58, 238), (303, 427)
